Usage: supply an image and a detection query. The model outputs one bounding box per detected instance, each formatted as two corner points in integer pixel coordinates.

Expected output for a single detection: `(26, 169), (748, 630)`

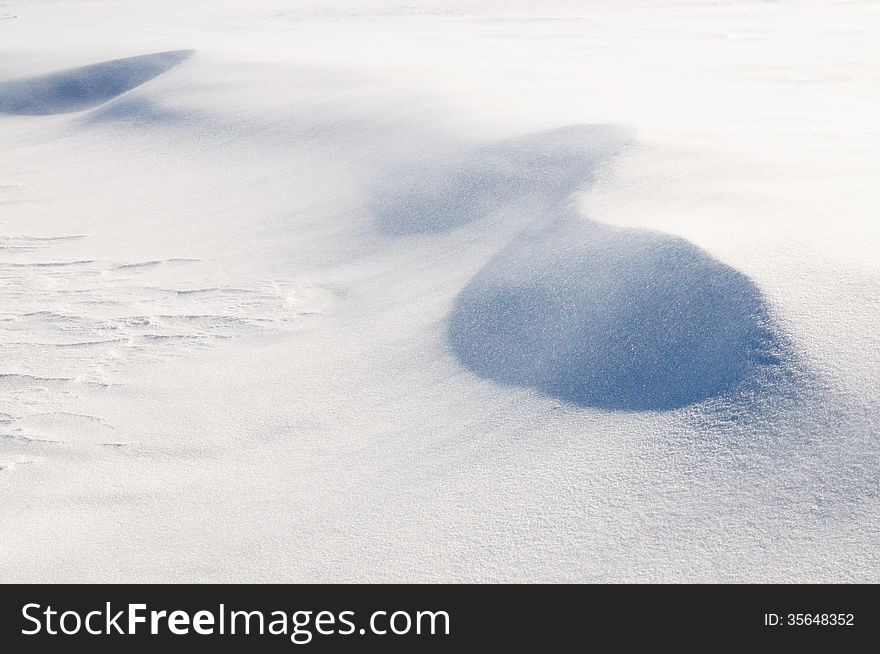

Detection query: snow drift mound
(448, 219), (787, 411)
(374, 125), (631, 235)
(0, 50), (192, 115)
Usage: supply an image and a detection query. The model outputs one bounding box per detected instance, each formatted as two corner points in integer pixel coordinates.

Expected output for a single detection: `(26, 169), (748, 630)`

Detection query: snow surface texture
(1, 0), (878, 582)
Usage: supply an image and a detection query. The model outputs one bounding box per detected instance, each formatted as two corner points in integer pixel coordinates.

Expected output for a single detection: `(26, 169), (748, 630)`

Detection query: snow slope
(1, 0), (879, 582)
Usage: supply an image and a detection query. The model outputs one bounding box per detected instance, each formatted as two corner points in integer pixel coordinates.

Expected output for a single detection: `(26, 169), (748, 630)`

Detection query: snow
(1, 0), (878, 582)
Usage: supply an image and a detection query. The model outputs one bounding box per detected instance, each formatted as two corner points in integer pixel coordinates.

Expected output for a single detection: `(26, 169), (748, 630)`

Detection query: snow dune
(373, 125), (630, 235)
(0, 50), (192, 115)
(374, 123), (792, 410)
(449, 217), (789, 411)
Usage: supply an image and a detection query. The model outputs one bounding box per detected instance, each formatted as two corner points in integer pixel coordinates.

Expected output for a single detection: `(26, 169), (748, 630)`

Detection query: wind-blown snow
(0, 0), (878, 582)
(0, 50), (192, 115)
(449, 217), (790, 411)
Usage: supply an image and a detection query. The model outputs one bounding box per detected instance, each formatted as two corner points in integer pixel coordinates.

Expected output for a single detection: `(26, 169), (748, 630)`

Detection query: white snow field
(1, 0), (879, 582)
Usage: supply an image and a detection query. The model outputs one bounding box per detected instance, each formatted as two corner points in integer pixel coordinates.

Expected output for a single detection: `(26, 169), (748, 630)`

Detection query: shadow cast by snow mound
(0, 50), (193, 115)
(373, 125), (631, 235)
(448, 220), (787, 411)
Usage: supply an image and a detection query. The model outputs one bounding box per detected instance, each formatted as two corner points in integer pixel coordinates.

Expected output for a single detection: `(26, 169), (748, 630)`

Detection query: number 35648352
(787, 614), (854, 626)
